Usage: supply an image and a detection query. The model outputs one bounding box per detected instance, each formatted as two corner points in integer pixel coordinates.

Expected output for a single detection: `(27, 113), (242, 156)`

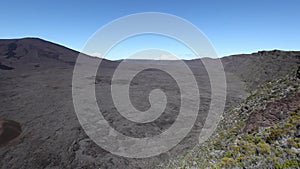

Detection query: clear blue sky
(1, 0), (300, 59)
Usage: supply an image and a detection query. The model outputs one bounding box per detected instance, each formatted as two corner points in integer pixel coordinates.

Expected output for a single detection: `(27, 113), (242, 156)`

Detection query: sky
(1, 0), (300, 60)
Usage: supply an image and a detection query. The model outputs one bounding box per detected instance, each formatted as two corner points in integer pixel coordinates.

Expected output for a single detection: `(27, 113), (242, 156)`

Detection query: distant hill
(1, 38), (299, 90)
(222, 50), (300, 90)
(0, 38), (79, 69)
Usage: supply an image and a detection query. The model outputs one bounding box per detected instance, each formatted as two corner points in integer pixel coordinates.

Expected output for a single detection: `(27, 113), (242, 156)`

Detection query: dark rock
(0, 63), (14, 70)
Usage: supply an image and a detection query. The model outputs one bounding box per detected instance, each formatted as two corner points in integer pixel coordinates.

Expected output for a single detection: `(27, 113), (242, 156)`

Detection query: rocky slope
(163, 67), (300, 168)
(222, 50), (300, 90)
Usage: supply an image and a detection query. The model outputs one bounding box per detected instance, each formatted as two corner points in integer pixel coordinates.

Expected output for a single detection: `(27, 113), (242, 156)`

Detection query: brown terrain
(244, 92), (300, 133)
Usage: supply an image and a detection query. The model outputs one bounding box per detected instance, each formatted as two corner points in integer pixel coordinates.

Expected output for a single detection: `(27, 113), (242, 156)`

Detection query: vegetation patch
(162, 69), (300, 169)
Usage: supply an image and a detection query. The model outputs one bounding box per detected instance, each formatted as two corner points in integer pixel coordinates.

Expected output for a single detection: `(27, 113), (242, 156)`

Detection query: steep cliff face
(164, 68), (300, 169)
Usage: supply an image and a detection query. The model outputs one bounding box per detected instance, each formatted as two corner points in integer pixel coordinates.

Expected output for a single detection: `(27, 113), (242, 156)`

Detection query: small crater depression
(0, 119), (22, 146)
